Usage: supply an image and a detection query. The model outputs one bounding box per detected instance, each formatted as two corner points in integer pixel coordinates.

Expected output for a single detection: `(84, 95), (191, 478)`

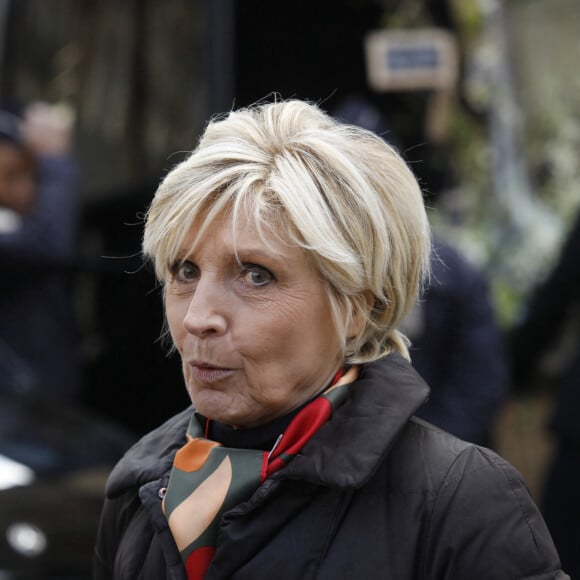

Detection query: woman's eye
(241, 264), (273, 287)
(171, 260), (199, 283)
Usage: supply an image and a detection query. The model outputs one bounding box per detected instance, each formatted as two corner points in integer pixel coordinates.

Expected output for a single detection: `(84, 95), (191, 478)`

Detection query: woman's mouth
(189, 362), (235, 383)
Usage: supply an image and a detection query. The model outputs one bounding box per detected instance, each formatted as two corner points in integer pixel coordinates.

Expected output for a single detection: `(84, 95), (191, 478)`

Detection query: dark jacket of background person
(511, 211), (580, 444)
(93, 354), (566, 580)
(0, 154), (80, 399)
(510, 210), (580, 579)
(406, 239), (507, 446)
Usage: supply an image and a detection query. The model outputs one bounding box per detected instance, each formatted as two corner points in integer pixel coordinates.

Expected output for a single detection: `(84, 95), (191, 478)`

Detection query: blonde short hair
(143, 99), (430, 363)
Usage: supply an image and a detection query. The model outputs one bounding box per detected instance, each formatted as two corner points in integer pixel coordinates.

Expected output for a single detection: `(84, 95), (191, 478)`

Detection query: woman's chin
(190, 390), (251, 427)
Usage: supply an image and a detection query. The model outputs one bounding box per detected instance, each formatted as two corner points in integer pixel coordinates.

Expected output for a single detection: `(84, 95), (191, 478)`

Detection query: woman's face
(165, 211), (346, 428)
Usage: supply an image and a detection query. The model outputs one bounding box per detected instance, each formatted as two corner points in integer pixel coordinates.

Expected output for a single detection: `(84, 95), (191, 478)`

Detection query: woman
(94, 100), (567, 579)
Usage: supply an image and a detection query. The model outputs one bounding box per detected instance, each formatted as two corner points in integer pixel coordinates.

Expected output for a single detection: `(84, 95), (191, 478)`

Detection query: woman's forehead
(175, 206), (295, 261)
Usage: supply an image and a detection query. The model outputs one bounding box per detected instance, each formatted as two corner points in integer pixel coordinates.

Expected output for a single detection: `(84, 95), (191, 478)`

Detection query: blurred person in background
(94, 99), (565, 580)
(0, 107), (140, 580)
(0, 103), (81, 401)
(334, 95), (507, 447)
(403, 238), (507, 446)
(511, 209), (580, 579)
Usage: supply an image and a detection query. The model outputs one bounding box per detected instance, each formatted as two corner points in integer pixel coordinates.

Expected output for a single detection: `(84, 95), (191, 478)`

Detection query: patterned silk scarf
(162, 366), (358, 579)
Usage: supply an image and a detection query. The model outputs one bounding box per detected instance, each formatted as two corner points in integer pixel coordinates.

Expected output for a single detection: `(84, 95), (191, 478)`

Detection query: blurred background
(0, 0), (579, 577)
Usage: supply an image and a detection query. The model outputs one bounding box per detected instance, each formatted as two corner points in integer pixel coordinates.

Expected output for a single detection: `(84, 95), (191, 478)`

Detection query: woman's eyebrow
(236, 247), (276, 258)
(234, 246), (291, 264)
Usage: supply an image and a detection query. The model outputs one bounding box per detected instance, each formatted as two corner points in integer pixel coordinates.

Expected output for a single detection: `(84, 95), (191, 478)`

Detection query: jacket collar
(106, 353), (429, 497)
(277, 353), (429, 488)
(105, 406), (192, 497)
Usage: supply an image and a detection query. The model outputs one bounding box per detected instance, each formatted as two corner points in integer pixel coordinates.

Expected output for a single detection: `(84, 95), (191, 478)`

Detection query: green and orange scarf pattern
(162, 367), (357, 579)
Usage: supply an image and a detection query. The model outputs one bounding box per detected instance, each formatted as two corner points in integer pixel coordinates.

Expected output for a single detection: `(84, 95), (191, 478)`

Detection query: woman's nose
(182, 278), (227, 337)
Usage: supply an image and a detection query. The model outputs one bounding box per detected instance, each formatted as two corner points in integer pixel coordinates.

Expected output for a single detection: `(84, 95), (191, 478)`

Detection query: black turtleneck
(195, 406), (303, 452)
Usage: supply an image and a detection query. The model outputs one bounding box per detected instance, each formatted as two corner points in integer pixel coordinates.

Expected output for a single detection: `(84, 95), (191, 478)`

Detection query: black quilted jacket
(94, 354), (568, 579)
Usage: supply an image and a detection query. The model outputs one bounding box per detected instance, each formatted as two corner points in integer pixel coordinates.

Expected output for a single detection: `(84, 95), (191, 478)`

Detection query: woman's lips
(189, 363), (235, 383)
